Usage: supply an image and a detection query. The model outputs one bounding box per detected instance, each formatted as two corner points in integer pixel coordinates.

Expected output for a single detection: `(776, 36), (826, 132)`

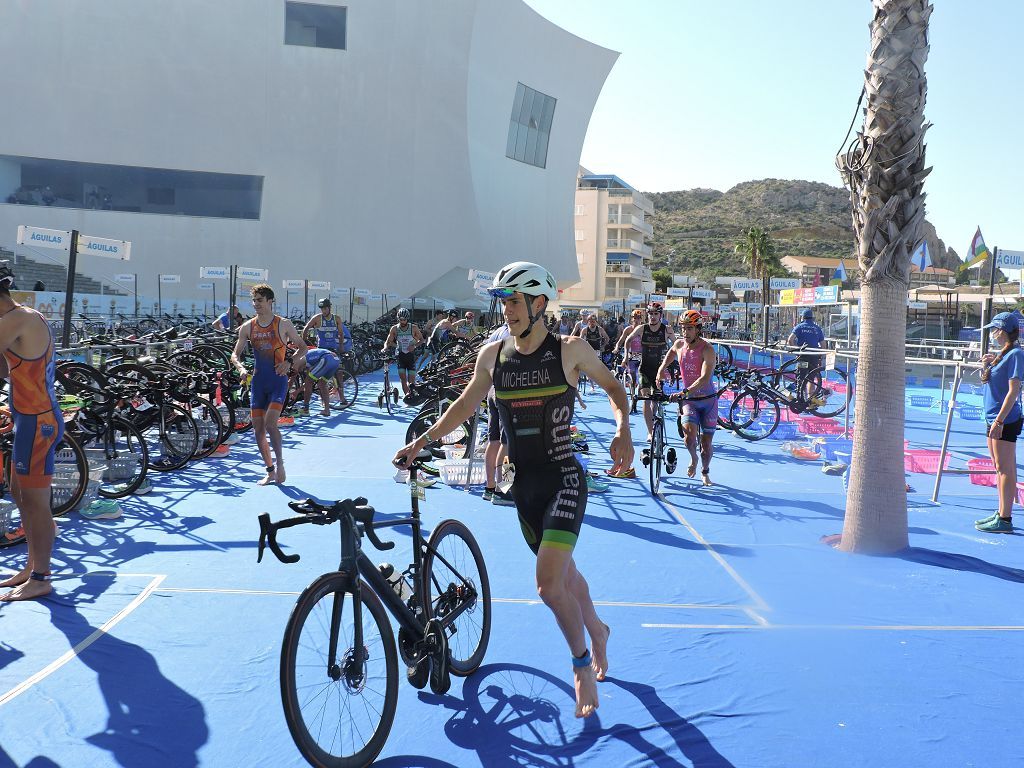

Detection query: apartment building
(558, 170), (655, 310)
(780, 255), (956, 289)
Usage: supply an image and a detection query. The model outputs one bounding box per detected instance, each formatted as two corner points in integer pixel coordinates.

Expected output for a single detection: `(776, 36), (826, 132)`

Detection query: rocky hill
(645, 179), (958, 281)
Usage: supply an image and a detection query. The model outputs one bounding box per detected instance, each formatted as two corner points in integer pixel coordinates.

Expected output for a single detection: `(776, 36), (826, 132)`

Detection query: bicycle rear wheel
(728, 391), (780, 441)
(85, 418), (149, 499)
(280, 574), (398, 768)
(422, 519), (491, 676)
(807, 367), (849, 418)
(50, 434), (89, 516)
(144, 404), (199, 471)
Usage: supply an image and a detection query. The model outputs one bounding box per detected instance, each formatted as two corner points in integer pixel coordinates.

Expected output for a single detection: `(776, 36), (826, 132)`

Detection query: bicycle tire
(189, 396), (226, 460)
(144, 403), (199, 471)
(711, 341), (733, 366)
(280, 574), (398, 768)
(332, 369), (358, 411)
(421, 519), (491, 676)
(649, 419), (664, 495)
(807, 367), (849, 418)
(405, 407), (474, 458)
(88, 417), (149, 499)
(728, 390), (780, 441)
(47, 433), (89, 516)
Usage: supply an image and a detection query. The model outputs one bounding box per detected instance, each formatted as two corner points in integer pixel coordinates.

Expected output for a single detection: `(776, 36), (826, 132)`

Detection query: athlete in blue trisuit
(394, 261), (633, 719)
(301, 298), (350, 412)
(231, 284), (307, 485)
(302, 348), (341, 417)
(381, 307), (424, 396)
(212, 305), (242, 332)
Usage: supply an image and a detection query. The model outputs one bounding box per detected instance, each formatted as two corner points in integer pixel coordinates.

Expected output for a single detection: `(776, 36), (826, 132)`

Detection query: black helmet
(318, 298), (331, 308)
(0, 261), (14, 289)
(447, 309), (458, 318)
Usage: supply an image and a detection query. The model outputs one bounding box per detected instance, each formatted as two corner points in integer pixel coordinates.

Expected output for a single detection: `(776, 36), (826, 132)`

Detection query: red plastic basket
(798, 417), (845, 435)
(903, 449), (951, 474)
(968, 457), (997, 487)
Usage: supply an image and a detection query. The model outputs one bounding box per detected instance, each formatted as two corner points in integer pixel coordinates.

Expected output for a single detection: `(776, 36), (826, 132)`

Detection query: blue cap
(802, 309), (814, 320)
(984, 311), (1021, 333)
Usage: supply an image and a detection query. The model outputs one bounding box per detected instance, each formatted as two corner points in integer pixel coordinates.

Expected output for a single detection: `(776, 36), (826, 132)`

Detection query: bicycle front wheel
(649, 420), (664, 495)
(728, 391), (780, 441)
(422, 519), (491, 676)
(281, 574), (398, 768)
(807, 367), (849, 418)
(145, 404), (199, 471)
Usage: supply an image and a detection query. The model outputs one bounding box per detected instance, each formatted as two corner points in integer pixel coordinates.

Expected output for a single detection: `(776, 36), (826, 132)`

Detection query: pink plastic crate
(968, 457), (997, 487)
(903, 449), (951, 474)
(1017, 483), (1024, 506)
(798, 417), (845, 435)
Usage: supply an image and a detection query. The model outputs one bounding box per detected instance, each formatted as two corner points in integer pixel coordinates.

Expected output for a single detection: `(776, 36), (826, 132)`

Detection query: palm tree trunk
(838, 0), (931, 553)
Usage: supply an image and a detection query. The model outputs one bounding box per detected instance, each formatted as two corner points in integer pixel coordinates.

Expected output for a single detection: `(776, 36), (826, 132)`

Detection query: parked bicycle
(258, 451), (491, 767)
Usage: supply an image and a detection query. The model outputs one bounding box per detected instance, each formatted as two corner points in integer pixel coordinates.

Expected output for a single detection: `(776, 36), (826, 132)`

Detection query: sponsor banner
(114, 273), (135, 283)
(690, 288), (715, 300)
(779, 285), (840, 305)
(16, 225), (72, 251)
(308, 280), (331, 291)
(770, 277), (801, 290)
(159, 274), (181, 284)
(78, 234), (131, 260)
(238, 266), (268, 281)
(732, 278), (762, 292)
(814, 285), (840, 303)
(282, 279), (304, 290)
(197, 282), (214, 290)
(200, 266), (229, 279)
(469, 269), (496, 283)
(995, 249), (1024, 270)
(665, 299), (686, 310)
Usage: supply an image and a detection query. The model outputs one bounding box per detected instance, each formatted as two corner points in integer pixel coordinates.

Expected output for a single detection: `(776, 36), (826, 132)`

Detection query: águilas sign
(16, 225), (72, 252)
(238, 266), (269, 281)
(78, 234), (131, 260)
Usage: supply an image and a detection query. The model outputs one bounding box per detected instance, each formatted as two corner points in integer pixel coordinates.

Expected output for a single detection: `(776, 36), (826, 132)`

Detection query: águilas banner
(16, 225), (72, 252)
(200, 266), (229, 279)
(78, 234), (131, 260)
(308, 281), (330, 291)
(238, 266), (269, 281)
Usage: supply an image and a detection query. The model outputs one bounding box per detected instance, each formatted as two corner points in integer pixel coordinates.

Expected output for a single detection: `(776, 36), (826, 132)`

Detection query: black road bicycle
(258, 452), (491, 768)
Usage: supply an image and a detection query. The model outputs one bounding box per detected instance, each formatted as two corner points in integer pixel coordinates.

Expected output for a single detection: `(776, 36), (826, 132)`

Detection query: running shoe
(665, 448), (677, 475)
(605, 467), (636, 479)
(482, 488), (494, 502)
(80, 499), (122, 520)
(224, 432), (242, 446)
(299, 406), (310, 416)
(419, 463), (440, 477)
(278, 415), (295, 426)
(491, 489), (515, 506)
(976, 516), (1014, 534)
(586, 476), (609, 493)
(974, 511), (999, 526)
(133, 479), (154, 495)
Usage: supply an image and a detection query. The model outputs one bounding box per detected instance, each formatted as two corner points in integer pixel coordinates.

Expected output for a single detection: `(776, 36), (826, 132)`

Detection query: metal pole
(134, 273), (139, 318)
(932, 362), (963, 503)
(981, 247), (998, 357)
(60, 230), (80, 348)
(212, 283), (217, 319)
(304, 280), (309, 318)
(157, 276), (162, 318)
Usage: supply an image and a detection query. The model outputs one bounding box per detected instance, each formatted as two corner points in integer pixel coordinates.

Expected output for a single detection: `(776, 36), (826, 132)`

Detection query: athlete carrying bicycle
(393, 261), (633, 719)
(658, 310), (718, 486)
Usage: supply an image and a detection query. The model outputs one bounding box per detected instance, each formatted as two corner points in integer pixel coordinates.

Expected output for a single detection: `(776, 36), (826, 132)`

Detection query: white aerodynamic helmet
(490, 262), (559, 301)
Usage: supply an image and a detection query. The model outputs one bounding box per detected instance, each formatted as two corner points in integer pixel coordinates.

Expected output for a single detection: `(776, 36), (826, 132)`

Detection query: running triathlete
(393, 261), (633, 719)
(301, 298), (349, 411)
(231, 284), (307, 485)
(617, 302), (676, 441)
(0, 263), (63, 601)
(382, 307), (424, 396)
(613, 308), (645, 411)
(658, 310), (718, 486)
(578, 314), (609, 354)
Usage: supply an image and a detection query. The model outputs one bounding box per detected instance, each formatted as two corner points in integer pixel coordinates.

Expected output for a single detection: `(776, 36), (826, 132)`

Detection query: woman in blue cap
(976, 311), (1024, 533)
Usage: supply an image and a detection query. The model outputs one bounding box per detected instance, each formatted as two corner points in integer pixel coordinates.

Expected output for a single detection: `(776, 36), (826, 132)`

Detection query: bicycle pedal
(406, 656), (431, 690)
(426, 619), (451, 695)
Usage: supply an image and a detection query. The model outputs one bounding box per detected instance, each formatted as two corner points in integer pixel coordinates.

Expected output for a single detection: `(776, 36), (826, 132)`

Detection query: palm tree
(835, 0), (931, 553)
(735, 226), (780, 305)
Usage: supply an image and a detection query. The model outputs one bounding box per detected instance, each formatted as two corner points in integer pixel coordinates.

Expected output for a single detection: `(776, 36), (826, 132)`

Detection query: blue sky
(524, 0), (1023, 260)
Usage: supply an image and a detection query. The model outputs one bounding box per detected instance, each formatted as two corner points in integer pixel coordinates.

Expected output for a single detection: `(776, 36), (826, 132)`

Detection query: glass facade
(506, 83), (556, 169)
(0, 155), (263, 220)
(285, 2), (347, 50)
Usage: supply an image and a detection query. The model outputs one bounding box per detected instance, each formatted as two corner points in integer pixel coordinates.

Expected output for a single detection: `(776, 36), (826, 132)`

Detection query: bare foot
(686, 462), (697, 479)
(573, 665), (599, 718)
(591, 623), (610, 682)
(0, 568), (30, 589)
(320, 410), (331, 417)
(702, 469), (712, 487)
(0, 578), (52, 602)
(275, 465), (287, 484)
(257, 468), (276, 486)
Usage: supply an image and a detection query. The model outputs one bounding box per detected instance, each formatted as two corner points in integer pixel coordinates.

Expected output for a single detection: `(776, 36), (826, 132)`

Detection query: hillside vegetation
(645, 179), (958, 281)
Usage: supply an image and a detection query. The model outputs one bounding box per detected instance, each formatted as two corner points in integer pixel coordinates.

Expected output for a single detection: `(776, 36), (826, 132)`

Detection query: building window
(285, 2), (346, 50)
(574, 230), (585, 241)
(574, 204), (585, 216)
(1, 154), (263, 220)
(506, 83), (556, 169)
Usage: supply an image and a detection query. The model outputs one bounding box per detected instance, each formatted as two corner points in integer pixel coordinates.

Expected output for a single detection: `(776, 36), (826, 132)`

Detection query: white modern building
(0, 0), (616, 311)
(558, 169), (655, 311)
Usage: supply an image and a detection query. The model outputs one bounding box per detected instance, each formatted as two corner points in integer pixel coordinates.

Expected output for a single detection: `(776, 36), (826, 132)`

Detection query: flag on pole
(911, 241), (931, 272)
(832, 259), (848, 284)
(960, 227), (990, 272)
